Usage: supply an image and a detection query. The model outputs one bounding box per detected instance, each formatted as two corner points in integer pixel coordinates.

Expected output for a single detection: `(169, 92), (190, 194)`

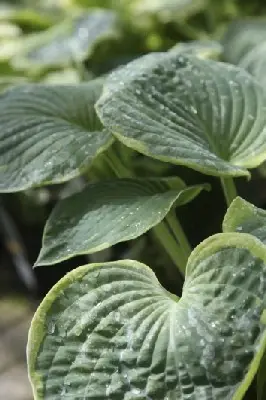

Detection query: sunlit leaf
(133, 0), (207, 22)
(97, 53), (266, 178)
(36, 177), (207, 265)
(170, 40), (223, 60)
(223, 196), (266, 244)
(28, 233), (266, 399)
(0, 80), (112, 192)
(42, 68), (80, 84)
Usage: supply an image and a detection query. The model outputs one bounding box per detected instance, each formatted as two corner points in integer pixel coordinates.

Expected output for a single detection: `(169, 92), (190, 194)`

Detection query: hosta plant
(2, 50), (266, 399)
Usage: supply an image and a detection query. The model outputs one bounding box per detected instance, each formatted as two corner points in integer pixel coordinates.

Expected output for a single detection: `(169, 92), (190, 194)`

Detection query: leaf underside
(28, 233), (266, 400)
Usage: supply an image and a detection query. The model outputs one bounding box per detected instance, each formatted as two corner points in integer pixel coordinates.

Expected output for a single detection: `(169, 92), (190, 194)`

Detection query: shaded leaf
(36, 177), (207, 265)
(28, 233), (266, 399)
(0, 80), (112, 192)
(222, 20), (266, 89)
(239, 42), (266, 89)
(222, 19), (266, 65)
(97, 53), (266, 177)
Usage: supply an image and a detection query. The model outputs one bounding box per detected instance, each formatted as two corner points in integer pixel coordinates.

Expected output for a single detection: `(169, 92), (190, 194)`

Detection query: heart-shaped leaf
(223, 197), (266, 400)
(12, 10), (119, 72)
(28, 232), (266, 399)
(223, 196), (266, 243)
(36, 177), (207, 265)
(96, 53), (266, 178)
(0, 80), (112, 192)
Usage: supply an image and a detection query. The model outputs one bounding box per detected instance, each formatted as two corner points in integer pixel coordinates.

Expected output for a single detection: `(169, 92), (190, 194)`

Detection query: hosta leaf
(12, 10), (119, 72)
(222, 20), (266, 89)
(96, 53), (266, 178)
(133, 0), (207, 21)
(222, 19), (266, 65)
(257, 351), (266, 400)
(36, 177), (207, 265)
(0, 80), (112, 192)
(170, 40), (222, 60)
(223, 198), (266, 400)
(223, 196), (266, 244)
(42, 68), (80, 84)
(28, 232), (266, 399)
(0, 76), (27, 92)
(239, 42), (266, 89)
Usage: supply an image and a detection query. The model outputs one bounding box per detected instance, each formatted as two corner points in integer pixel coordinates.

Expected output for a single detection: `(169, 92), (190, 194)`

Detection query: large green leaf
(96, 53), (266, 178)
(223, 196), (266, 243)
(0, 80), (112, 192)
(36, 177), (206, 265)
(28, 232), (266, 399)
(11, 10), (119, 72)
(223, 199), (266, 399)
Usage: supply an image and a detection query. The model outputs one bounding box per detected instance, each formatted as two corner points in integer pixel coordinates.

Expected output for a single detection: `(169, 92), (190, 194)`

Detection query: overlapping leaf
(223, 20), (266, 89)
(170, 40), (222, 60)
(223, 196), (266, 243)
(0, 80), (112, 192)
(222, 19), (266, 65)
(28, 233), (266, 399)
(97, 53), (266, 177)
(36, 177), (206, 265)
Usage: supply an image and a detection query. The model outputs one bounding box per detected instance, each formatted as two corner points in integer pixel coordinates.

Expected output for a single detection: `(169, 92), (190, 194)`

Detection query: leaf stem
(103, 146), (189, 275)
(152, 221), (187, 275)
(106, 147), (132, 178)
(165, 210), (191, 264)
(220, 177), (237, 207)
